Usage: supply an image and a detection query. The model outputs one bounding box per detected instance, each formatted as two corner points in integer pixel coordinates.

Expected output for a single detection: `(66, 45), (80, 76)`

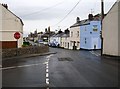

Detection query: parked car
(49, 42), (59, 47)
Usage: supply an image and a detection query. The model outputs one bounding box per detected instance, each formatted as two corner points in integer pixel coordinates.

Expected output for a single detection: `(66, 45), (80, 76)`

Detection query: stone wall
(2, 46), (49, 58)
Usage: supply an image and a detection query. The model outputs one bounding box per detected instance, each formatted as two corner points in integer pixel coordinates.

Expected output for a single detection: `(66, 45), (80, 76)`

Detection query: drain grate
(58, 57), (73, 61)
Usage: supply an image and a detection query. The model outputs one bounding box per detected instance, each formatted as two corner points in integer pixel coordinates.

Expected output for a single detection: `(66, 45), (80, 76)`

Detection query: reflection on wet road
(2, 47), (119, 87)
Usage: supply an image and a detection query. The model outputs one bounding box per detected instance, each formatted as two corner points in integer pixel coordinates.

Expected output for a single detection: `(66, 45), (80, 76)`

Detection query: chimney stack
(48, 26), (50, 33)
(88, 14), (93, 21)
(45, 28), (47, 33)
(76, 17), (80, 23)
(2, 4), (8, 9)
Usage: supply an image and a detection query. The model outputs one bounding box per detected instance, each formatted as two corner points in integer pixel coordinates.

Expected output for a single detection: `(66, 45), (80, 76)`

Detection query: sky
(1, 0), (117, 37)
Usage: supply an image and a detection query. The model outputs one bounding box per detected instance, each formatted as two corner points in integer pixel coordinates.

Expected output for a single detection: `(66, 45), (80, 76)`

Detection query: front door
(68, 43), (69, 49)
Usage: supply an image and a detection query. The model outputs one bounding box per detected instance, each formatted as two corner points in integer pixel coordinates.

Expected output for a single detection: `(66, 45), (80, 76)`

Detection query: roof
(70, 19), (90, 28)
(104, 1), (119, 19)
(70, 14), (101, 28)
(41, 31), (55, 37)
(50, 32), (64, 37)
(70, 21), (81, 28)
(1, 3), (24, 25)
(61, 33), (69, 37)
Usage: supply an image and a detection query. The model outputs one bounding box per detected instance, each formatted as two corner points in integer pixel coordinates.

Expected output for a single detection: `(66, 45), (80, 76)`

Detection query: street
(2, 47), (119, 88)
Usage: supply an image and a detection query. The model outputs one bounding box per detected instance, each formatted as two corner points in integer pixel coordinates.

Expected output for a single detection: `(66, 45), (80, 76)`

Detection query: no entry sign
(14, 32), (20, 39)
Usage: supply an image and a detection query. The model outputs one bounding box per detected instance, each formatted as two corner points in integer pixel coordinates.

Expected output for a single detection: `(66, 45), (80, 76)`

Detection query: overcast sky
(1, 0), (117, 37)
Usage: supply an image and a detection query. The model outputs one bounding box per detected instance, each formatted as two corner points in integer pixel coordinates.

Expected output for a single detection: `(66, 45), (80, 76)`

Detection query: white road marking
(43, 62), (48, 65)
(94, 54), (99, 57)
(46, 78), (49, 85)
(46, 54), (53, 59)
(89, 51), (99, 57)
(96, 53), (101, 56)
(46, 65), (49, 69)
(90, 51), (94, 54)
(1, 66), (16, 70)
(46, 73), (49, 78)
(1, 63), (42, 70)
(46, 69), (49, 72)
(45, 54), (54, 87)
(17, 63), (41, 68)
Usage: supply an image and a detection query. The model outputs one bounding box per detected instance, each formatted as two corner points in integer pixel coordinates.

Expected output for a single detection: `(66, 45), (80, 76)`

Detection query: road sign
(14, 32), (20, 39)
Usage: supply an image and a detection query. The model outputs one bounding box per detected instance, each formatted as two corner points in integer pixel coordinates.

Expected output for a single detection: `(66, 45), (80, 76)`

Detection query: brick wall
(2, 46), (49, 58)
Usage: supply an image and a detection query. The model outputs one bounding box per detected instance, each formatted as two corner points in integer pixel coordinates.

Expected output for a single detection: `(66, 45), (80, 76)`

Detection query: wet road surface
(2, 47), (119, 88)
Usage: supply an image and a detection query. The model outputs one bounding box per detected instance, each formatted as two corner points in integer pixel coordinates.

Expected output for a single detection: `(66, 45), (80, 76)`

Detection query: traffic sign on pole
(14, 32), (21, 56)
(14, 32), (20, 39)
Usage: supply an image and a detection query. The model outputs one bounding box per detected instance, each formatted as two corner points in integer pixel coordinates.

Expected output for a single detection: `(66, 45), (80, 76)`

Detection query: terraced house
(60, 29), (70, 49)
(80, 14), (101, 50)
(69, 14), (101, 50)
(102, 1), (120, 56)
(69, 17), (80, 50)
(0, 4), (24, 49)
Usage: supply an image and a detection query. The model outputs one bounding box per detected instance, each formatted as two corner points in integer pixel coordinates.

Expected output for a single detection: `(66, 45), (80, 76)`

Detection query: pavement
(3, 52), (57, 61)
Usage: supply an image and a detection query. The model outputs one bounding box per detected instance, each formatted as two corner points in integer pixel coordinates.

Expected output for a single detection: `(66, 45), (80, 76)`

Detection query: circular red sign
(14, 32), (20, 39)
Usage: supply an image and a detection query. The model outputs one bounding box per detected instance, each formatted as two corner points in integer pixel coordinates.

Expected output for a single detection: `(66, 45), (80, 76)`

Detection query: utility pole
(101, 0), (104, 19)
(101, 0), (104, 56)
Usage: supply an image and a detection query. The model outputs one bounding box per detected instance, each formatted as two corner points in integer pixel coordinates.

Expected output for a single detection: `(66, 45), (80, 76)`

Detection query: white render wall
(102, 2), (119, 56)
(0, 4), (23, 48)
(0, 5), (2, 42)
(61, 37), (70, 49)
(69, 26), (80, 50)
(49, 36), (61, 45)
(118, 1), (120, 56)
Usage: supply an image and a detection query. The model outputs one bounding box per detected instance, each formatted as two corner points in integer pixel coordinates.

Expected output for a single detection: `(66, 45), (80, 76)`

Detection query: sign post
(14, 32), (21, 56)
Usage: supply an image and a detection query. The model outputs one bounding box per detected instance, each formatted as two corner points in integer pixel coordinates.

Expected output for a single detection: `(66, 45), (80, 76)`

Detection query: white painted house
(80, 17), (101, 50)
(60, 33), (70, 49)
(49, 32), (63, 47)
(69, 17), (80, 50)
(0, 4), (24, 49)
(102, 1), (120, 56)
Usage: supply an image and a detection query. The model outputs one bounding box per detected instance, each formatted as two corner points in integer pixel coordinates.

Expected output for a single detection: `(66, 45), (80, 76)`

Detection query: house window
(85, 38), (87, 44)
(93, 25), (98, 31)
(77, 42), (79, 48)
(65, 42), (66, 47)
(70, 42), (72, 46)
(71, 32), (73, 37)
(77, 31), (79, 37)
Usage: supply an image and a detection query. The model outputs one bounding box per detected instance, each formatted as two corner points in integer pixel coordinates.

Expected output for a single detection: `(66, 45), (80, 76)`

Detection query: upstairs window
(93, 25), (98, 32)
(77, 31), (79, 37)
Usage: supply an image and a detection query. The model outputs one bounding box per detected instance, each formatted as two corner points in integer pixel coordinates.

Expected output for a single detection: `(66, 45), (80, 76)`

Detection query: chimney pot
(2, 3), (8, 9)
(76, 17), (80, 23)
(88, 14), (93, 21)
(45, 28), (47, 33)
